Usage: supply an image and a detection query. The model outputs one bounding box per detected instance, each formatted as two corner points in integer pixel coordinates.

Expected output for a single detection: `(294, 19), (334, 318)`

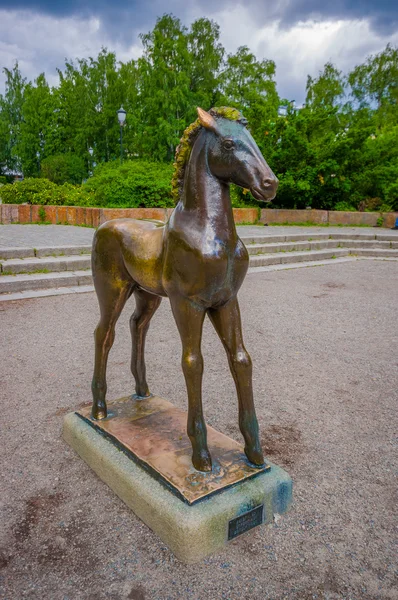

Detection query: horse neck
(177, 134), (237, 240)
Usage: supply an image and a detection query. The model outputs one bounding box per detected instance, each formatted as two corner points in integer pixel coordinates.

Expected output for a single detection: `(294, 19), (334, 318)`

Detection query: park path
(0, 223), (391, 248)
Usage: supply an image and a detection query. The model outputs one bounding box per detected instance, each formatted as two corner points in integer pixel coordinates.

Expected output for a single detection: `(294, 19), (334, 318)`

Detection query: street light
(36, 150), (40, 175)
(117, 107), (127, 163)
(88, 147), (94, 177)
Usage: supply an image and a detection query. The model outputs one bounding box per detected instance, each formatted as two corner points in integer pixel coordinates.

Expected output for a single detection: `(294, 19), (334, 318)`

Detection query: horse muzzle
(251, 177), (279, 202)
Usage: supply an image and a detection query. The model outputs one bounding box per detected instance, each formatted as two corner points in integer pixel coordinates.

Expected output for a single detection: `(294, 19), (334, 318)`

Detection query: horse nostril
(263, 178), (275, 189)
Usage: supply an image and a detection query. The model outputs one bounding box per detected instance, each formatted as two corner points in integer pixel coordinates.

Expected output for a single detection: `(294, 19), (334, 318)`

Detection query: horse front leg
(208, 298), (265, 467)
(169, 296), (211, 472)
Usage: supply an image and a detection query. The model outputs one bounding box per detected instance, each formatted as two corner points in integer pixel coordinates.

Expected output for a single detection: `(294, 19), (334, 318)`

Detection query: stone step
(246, 239), (394, 255)
(0, 270), (93, 294)
(247, 240), (333, 254)
(249, 248), (350, 267)
(0, 245), (92, 260)
(0, 285), (95, 302)
(241, 233), (329, 244)
(241, 232), (398, 245)
(0, 254), (91, 274)
(248, 256), (358, 273)
(350, 248), (398, 258)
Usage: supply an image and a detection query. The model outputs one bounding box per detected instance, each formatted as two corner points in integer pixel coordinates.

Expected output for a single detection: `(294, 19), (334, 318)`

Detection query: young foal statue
(91, 107), (278, 472)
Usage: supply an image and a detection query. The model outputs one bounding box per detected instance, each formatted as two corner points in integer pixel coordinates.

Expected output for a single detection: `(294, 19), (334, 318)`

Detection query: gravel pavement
(0, 260), (397, 599)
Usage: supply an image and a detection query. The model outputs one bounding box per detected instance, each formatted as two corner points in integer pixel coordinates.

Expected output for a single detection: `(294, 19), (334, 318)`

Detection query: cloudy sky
(0, 0), (397, 103)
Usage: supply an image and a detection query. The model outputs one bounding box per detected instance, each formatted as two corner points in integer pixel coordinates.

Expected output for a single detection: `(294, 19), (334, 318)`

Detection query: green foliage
(0, 177), (94, 206)
(83, 160), (174, 207)
(0, 175), (6, 184)
(0, 20), (397, 212)
(38, 206), (46, 223)
(40, 153), (86, 184)
(0, 62), (26, 173)
(334, 201), (356, 212)
(0, 160), (173, 208)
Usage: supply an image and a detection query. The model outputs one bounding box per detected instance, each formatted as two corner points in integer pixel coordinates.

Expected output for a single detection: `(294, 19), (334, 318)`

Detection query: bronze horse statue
(91, 107), (278, 472)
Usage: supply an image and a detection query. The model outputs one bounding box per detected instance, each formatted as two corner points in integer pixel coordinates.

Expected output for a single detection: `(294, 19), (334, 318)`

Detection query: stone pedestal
(63, 396), (292, 563)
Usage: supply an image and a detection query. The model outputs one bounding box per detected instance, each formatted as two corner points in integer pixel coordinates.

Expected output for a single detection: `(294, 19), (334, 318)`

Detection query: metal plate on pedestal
(228, 504), (264, 540)
(76, 396), (270, 505)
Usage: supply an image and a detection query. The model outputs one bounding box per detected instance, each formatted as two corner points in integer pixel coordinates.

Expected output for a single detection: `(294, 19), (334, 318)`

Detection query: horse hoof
(192, 450), (213, 472)
(244, 446), (265, 468)
(132, 392), (152, 401)
(92, 405), (107, 420)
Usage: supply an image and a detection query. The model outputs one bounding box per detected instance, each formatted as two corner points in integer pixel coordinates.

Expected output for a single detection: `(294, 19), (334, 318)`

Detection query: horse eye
(222, 140), (235, 150)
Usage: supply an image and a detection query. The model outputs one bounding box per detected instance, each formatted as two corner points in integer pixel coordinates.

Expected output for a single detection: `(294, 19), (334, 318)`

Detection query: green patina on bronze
(171, 107), (244, 204)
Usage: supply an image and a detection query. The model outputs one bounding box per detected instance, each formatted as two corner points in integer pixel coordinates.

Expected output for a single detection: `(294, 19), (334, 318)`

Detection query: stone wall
(0, 205), (260, 226)
(260, 208), (398, 228)
(0, 204), (397, 228)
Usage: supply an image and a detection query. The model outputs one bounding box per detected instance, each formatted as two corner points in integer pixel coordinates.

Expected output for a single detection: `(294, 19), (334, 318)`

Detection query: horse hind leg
(130, 288), (162, 398)
(91, 273), (134, 419)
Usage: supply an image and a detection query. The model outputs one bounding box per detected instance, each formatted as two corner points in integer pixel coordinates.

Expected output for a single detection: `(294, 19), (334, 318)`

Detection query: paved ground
(1, 224), (395, 250)
(0, 225), (94, 248)
(0, 260), (397, 599)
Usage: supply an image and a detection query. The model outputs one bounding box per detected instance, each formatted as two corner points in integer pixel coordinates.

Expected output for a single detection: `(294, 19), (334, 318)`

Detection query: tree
(16, 73), (55, 177)
(219, 45), (279, 159)
(188, 18), (224, 109)
(40, 153), (86, 184)
(136, 15), (193, 161)
(0, 62), (26, 172)
(306, 62), (345, 109)
(349, 44), (398, 130)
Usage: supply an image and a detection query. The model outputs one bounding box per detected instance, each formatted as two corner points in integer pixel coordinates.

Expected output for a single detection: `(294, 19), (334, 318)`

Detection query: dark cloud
(276, 0), (398, 35)
(0, 0), (397, 40)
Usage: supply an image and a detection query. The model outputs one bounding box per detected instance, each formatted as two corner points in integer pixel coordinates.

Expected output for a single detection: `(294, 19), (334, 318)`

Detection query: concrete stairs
(244, 232), (398, 271)
(0, 245), (93, 300)
(0, 233), (397, 300)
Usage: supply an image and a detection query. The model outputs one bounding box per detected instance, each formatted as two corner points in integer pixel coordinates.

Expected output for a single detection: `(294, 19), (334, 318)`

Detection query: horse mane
(171, 106), (245, 204)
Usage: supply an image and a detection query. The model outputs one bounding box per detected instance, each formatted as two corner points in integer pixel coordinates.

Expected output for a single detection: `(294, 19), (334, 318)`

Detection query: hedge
(0, 159), (176, 209)
(83, 160), (174, 208)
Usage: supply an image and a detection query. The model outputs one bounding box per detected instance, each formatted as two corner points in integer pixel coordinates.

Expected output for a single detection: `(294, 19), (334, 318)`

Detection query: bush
(40, 153), (86, 185)
(0, 160), (174, 208)
(334, 201), (356, 211)
(0, 178), (94, 206)
(0, 175), (7, 185)
(83, 160), (174, 208)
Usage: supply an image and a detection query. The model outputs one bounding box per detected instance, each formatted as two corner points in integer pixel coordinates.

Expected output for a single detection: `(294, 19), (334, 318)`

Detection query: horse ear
(197, 107), (218, 133)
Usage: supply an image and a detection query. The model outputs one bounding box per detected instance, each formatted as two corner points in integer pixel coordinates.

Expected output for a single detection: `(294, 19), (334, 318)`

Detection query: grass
(266, 221), (376, 227)
(0, 268), (51, 276)
(235, 221), (259, 226)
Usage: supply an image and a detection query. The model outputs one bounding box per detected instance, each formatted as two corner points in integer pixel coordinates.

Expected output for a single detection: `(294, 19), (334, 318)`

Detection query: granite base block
(63, 412), (292, 563)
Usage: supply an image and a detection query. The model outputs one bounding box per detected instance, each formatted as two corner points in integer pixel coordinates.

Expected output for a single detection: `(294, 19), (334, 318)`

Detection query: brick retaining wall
(260, 208), (398, 228)
(0, 205), (259, 226)
(0, 204), (397, 228)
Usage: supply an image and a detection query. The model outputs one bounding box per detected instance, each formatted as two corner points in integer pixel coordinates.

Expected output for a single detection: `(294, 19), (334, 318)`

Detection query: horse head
(197, 107), (278, 201)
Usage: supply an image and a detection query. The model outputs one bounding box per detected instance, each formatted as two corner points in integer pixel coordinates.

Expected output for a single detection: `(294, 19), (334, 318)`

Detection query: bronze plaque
(228, 504), (264, 540)
(76, 396), (270, 505)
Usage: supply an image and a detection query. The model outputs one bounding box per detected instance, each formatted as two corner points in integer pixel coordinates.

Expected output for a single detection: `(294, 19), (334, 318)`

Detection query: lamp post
(36, 150), (40, 175)
(117, 107), (127, 163)
(88, 146), (94, 177)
